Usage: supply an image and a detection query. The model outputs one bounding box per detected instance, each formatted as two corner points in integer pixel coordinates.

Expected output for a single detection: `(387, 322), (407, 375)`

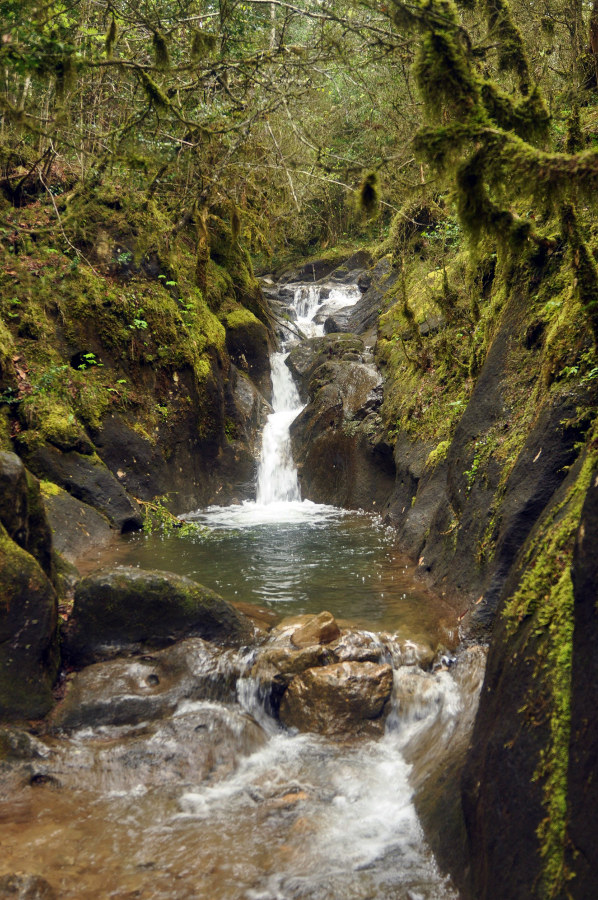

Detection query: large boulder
(63, 566), (255, 665)
(25, 444), (142, 533)
(0, 522), (58, 720)
(224, 309), (272, 398)
(290, 351), (396, 509)
(279, 660), (393, 737)
(40, 481), (113, 564)
(286, 333), (366, 402)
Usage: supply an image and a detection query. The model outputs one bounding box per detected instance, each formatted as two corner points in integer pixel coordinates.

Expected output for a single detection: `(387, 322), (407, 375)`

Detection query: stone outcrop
(288, 335), (395, 509)
(24, 444), (143, 533)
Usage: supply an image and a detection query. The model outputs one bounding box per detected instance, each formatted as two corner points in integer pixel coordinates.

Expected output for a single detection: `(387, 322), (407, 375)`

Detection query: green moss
(224, 308), (261, 330)
(426, 439), (450, 469)
(40, 480), (62, 498)
(503, 442), (597, 897)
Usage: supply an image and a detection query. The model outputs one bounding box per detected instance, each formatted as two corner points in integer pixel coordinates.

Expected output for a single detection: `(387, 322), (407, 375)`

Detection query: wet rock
(286, 333), (366, 402)
(0, 875), (57, 900)
(44, 704), (267, 793)
(0, 522), (58, 720)
(24, 444), (142, 533)
(41, 481), (114, 564)
(251, 643), (337, 714)
(0, 452), (53, 577)
(51, 656), (185, 730)
(290, 611), (340, 648)
(50, 638), (238, 729)
(330, 631), (385, 663)
(63, 566), (255, 666)
(289, 354), (395, 510)
(0, 727), (50, 761)
(279, 661), (393, 737)
(345, 255), (398, 336)
(277, 254), (353, 284)
(323, 250), (373, 284)
(224, 309), (272, 398)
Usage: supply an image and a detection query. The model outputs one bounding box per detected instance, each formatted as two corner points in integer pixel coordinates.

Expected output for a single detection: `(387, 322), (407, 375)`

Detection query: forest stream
(0, 280), (486, 900)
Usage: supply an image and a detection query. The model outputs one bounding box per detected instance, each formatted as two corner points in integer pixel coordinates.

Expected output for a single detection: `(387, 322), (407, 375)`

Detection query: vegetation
(1, 0), (598, 895)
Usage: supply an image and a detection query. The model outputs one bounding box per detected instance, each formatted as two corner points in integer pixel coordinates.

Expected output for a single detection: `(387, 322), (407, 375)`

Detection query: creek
(0, 279), (485, 899)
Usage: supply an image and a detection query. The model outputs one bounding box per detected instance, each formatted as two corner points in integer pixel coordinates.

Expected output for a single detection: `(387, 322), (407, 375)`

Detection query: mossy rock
(0, 451), (53, 579)
(63, 566), (255, 665)
(25, 444), (142, 533)
(0, 523), (58, 721)
(223, 307), (271, 390)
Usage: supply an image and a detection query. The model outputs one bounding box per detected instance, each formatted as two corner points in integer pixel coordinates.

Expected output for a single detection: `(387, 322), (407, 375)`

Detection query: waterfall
(255, 351), (303, 504)
(254, 280), (362, 506)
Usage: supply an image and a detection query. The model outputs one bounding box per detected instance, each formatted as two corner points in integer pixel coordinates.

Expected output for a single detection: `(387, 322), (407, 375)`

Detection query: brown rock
(279, 660), (393, 737)
(290, 611), (340, 648)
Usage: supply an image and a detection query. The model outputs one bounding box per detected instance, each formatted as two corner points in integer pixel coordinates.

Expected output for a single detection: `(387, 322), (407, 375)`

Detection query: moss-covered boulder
(0, 522), (58, 720)
(224, 308), (271, 398)
(63, 566), (255, 665)
(0, 451), (53, 578)
(286, 333), (366, 402)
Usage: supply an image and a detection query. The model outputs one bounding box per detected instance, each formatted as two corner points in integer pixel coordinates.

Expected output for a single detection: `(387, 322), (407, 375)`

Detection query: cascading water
(255, 352), (302, 504)
(255, 281), (360, 507)
(0, 276), (487, 900)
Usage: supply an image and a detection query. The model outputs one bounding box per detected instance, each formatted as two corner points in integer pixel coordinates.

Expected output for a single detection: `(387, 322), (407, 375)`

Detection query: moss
(503, 441), (597, 897)
(40, 480), (62, 498)
(426, 439), (450, 468)
(224, 308), (261, 330)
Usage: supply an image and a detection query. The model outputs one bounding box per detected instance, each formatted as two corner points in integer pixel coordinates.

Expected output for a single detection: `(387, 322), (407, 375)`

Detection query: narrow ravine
(0, 278), (485, 900)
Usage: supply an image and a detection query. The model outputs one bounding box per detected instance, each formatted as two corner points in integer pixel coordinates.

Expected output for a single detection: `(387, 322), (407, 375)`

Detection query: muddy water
(0, 647), (484, 900)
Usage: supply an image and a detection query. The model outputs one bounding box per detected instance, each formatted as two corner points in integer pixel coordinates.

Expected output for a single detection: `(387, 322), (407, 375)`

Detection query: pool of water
(84, 501), (457, 648)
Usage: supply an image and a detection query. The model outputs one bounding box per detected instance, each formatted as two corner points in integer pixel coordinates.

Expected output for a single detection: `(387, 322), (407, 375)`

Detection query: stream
(0, 279), (486, 899)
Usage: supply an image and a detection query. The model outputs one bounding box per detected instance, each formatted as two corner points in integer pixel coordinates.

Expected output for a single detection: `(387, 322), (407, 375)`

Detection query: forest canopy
(1, 0), (598, 264)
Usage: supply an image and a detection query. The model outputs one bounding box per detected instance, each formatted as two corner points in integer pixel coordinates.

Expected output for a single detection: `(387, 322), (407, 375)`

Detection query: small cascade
(293, 283), (322, 324)
(255, 279), (361, 506)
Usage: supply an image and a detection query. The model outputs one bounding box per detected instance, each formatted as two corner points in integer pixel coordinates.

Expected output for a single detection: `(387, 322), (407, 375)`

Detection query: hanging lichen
(191, 30), (218, 61)
(152, 31), (170, 70)
(105, 16), (117, 59)
(139, 71), (169, 110)
(481, 0), (531, 93)
(358, 173), (379, 218)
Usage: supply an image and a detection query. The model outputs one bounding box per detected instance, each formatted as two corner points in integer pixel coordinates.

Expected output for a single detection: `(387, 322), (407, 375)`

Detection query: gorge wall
(281, 231), (598, 900)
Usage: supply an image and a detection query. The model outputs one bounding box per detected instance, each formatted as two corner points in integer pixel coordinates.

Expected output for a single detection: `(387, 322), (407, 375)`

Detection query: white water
(193, 280), (362, 525)
(255, 281), (360, 507)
